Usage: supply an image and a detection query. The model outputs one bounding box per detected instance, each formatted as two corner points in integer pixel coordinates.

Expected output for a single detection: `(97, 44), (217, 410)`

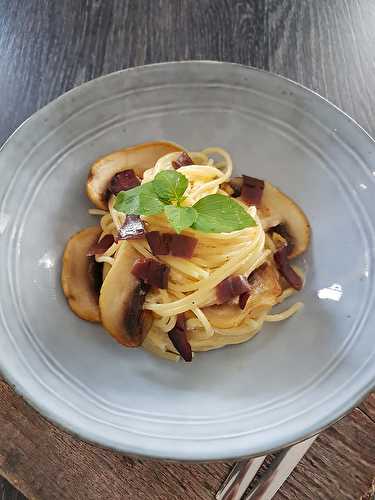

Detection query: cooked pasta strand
(85, 146), (304, 361)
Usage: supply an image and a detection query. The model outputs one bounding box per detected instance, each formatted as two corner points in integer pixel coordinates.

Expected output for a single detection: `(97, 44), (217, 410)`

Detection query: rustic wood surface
(0, 0), (374, 499)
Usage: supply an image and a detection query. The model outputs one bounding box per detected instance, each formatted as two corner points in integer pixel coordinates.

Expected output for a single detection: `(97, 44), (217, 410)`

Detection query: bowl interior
(0, 62), (374, 460)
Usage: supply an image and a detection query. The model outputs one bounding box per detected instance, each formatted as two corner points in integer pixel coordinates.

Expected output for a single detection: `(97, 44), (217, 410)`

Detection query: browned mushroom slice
(203, 304), (243, 328)
(239, 261), (282, 311)
(61, 226), (102, 322)
(259, 182), (310, 258)
(87, 141), (184, 210)
(99, 241), (153, 347)
(203, 262), (282, 326)
(103, 262), (111, 281)
(221, 177), (310, 258)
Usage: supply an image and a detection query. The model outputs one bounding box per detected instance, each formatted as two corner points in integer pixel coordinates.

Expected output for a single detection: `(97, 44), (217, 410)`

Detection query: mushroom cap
(61, 226), (102, 322)
(203, 261), (282, 327)
(259, 182), (310, 259)
(87, 141), (184, 210)
(99, 241), (152, 347)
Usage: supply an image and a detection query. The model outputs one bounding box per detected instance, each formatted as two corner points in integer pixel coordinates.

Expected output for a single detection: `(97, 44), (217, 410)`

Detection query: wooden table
(0, 1), (374, 498)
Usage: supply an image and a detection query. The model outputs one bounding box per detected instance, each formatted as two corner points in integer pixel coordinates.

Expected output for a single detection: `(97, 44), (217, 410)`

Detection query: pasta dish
(62, 141), (310, 362)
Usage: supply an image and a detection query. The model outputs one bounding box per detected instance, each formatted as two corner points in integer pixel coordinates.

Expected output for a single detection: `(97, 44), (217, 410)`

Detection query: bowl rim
(0, 60), (374, 461)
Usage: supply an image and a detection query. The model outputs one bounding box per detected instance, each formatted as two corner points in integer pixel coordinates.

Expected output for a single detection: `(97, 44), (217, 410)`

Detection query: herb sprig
(114, 170), (256, 233)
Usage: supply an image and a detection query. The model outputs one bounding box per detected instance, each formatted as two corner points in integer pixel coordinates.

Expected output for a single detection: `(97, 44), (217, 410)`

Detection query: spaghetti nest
(90, 147), (304, 361)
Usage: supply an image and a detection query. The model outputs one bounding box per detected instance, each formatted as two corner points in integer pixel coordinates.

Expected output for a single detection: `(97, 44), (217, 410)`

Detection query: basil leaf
(114, 185), (142, 214)
(164, 205), (197, 233)
(192, 194), (256, 233)
(153, 170), (188, 202)
(138, 183), (165, 215)
(114, 183), (164, 216)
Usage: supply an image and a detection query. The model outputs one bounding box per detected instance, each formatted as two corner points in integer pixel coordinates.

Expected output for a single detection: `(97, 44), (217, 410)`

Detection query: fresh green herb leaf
(164, 205), (198, 233)
(114, 185), (142, 214)
(192, 194), (256, 233)
(138, 183), (165, 215)
(153, 170), (188, 202)
(114, 183), (164, 216)
(115, 177), (255, 234)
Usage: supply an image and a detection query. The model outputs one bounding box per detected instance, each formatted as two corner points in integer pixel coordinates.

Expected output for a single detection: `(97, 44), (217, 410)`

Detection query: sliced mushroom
(203, 304), (243, 328)
(87, 141), (184, 210)
(223, 177), (310, 259)
(99, 241), (153, 347)
(61, 226), (102, 322)
(259, 182), (310, 258)
(103, 262), (111, 281)
(203, 262), (282, 326)
(239, 260), (282, 311)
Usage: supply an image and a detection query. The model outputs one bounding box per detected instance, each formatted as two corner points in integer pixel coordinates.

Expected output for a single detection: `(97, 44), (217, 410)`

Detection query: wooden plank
(0, 378), (374, 500)
(0, 0), (269, 146)
(0, 379), (231, 500)
(266, 0), (375, 137)
(0, 0), (375, 499)
(0, 478), (25, 500)
(275, 407), (375, 500)
(360, 392), (375, 423)
(360, 478), (375, 500)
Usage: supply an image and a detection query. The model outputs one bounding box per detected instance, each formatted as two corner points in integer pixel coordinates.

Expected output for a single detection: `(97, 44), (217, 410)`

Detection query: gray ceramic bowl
(0, 62), (374, 461)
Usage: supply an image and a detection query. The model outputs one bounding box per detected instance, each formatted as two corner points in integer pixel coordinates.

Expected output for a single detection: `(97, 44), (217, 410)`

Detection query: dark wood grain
(0, 0), (270, 147)
(0, 379), (374, 500)
(360, 392), (375, 423)
(266, 0), (375, 136)
(275, 407), (375, 500)
(0, 480), (25, 500)
(0, 0), (375, 499)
